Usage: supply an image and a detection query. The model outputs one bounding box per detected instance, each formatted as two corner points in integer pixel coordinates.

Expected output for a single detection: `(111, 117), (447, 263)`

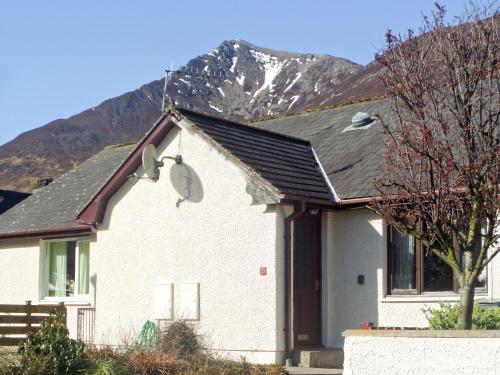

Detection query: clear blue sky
(0, 0), (476, 145)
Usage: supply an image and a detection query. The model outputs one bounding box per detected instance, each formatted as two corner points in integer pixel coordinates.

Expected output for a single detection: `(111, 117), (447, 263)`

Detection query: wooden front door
(293, 211), (322, 347)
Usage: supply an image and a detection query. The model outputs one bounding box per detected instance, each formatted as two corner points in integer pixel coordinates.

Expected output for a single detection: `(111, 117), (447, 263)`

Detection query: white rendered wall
(0, 241), (41, 304)
(343, 331), (500, 375)
(0, 240), (87, 339)
(326, 208), (500, 349)
(92, 125), (285, 363)
(324, 209), (385, 348)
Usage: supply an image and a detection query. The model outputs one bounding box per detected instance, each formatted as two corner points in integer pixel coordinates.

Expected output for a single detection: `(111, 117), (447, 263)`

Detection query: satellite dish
(141, 144), (183, 181)
(142, 144), (161, 181)
(170, 163), (204, 204)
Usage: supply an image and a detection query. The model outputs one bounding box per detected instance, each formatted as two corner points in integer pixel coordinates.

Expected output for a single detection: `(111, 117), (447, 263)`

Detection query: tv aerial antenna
(161, 62), (175, 112)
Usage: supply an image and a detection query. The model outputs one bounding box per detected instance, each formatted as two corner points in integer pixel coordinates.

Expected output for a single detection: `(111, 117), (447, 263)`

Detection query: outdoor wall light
(357, 274), (365, 285)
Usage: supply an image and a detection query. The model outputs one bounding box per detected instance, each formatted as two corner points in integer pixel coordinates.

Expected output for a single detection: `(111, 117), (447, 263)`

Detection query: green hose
(137, 320), (158, 347)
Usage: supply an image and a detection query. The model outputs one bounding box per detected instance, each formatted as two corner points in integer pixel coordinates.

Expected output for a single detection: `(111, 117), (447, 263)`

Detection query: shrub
(17, 312), (89, 374)
(85, 347), (129, 375)
(183, 357), (287, 375)
(159, 320), (201, 358)
(424, 303), (500, 329)
(125, 349), (186, 375)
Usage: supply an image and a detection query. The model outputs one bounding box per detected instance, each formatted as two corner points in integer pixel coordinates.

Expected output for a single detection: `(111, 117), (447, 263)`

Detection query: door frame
(285, 204), (323, 353)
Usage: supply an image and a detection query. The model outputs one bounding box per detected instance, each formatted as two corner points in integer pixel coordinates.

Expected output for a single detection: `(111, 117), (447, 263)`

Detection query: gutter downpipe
(284, 201), (306, 361)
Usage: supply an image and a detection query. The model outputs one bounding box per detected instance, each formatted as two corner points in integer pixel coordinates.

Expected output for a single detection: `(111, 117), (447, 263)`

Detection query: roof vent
(342, 112), (376, 133)
(35, 178), (53, 188)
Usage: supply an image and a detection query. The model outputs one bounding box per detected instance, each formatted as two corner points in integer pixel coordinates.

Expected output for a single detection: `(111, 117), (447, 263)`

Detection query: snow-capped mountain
(0, 39), (381, 192)
(169, 39), (361, 119)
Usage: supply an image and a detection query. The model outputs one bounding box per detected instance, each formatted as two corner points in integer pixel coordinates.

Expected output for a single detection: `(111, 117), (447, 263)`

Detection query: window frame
(41, 237), (91, 303)
(386, 225), (488, 296)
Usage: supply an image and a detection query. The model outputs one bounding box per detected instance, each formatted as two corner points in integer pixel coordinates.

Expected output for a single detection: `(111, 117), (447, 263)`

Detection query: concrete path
(286, 367), (343, 375)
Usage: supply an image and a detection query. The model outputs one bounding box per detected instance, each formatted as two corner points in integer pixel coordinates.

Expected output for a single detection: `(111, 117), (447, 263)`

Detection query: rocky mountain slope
(0, 39), (382, 192)
(170, 39), (362, 119)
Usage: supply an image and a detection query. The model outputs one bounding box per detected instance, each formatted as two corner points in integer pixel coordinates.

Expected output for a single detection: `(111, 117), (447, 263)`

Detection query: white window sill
(381, 293), (488, 303)
(39, 298), (91, 307)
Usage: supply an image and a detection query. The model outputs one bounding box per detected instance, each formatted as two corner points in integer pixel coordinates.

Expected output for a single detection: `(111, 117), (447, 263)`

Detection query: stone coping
(343, 329), (500, 338)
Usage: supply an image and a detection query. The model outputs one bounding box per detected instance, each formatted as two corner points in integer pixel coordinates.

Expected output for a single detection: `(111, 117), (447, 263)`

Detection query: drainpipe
(284, 201), (306, 361)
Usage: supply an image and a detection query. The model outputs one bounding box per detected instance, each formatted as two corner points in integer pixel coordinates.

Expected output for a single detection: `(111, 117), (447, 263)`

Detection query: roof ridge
(248, 95), (386, 123)
(104, 142), (137, 149)
(170, 106), (311, 145)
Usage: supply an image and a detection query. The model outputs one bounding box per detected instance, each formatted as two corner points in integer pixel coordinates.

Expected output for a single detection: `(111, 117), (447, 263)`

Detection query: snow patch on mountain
(207, 48), (219, 57)
(230, 56), (238, 73)
(236, 74), (245, 86)
(288, 95), (300, 109)
(250, 49), (285, 97)
(284, 72), (302, 92)
(208, 101), (223, 113)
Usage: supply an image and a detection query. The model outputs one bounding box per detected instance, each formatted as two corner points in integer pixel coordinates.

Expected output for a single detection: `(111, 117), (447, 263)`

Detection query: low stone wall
(343, 330), (500, 375)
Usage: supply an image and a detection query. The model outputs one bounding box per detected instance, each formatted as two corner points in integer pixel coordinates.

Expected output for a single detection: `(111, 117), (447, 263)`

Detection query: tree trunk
(457, 251), (475, 329)
(458, 284), (474, 329)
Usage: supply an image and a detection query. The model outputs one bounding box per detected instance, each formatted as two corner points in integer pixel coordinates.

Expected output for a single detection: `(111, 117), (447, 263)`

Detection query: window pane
(392, 229), (416, 290)
(424, 253), (453, 292)
(67, 242), (76, 296)
(48, 241), (76, 297)
(48, 242), (67, 297)
(78, 242), (90, 295)
(475, 268), (487, 288)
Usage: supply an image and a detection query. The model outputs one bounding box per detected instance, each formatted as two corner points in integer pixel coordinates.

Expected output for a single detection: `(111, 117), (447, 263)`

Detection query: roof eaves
(172, 106), (312, 144)
(0, 225), (94, 242)
(77, 112), (173, 225)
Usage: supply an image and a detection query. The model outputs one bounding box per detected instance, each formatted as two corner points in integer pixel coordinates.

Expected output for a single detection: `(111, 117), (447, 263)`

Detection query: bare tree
(372, 2), (499, 329)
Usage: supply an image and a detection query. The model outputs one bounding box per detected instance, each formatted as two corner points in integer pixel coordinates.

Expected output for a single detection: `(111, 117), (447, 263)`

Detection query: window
(44, 240), (90, 298)
(387, 225), (487, 295)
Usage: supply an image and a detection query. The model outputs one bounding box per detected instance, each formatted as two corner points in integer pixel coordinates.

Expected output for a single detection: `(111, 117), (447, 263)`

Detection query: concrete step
(286, 367), (343, 375)
(293, 348), (344, 369)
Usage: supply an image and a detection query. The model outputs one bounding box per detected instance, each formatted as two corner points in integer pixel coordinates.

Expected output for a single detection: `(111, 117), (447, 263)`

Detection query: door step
(292, 348), (344, 369)
(286, 367), (343, 375)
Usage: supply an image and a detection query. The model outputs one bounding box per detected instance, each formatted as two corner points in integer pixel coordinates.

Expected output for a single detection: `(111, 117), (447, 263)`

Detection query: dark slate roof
(0, 190), (31, 214)
(176, 107), (333, 201)
(0, 144), (135, 235)
(251, 99), (391, 200)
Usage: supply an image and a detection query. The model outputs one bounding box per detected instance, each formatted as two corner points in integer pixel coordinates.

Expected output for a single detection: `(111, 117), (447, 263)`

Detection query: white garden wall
(92, 124), (286, 363)
(343, 330), (500, 375)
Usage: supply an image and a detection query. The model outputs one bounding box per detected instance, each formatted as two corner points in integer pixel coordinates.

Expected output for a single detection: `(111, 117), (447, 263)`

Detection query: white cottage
(0, 100), (498, 365)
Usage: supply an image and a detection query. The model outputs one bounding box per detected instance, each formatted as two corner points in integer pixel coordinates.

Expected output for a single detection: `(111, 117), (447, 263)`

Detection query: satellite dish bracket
(160, 155), (183, 165)
(142, 143), (183, 182)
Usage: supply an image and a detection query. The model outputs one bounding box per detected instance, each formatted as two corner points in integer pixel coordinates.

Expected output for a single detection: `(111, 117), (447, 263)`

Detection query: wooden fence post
(25, 300), (32, 332)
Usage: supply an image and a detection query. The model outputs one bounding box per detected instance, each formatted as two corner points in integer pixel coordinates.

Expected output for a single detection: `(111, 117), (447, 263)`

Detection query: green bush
(3, 316), (287, 375)
(17, 313), (89, 374)
(84, 347), (128, 375)
(424, 303), (500, 329)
